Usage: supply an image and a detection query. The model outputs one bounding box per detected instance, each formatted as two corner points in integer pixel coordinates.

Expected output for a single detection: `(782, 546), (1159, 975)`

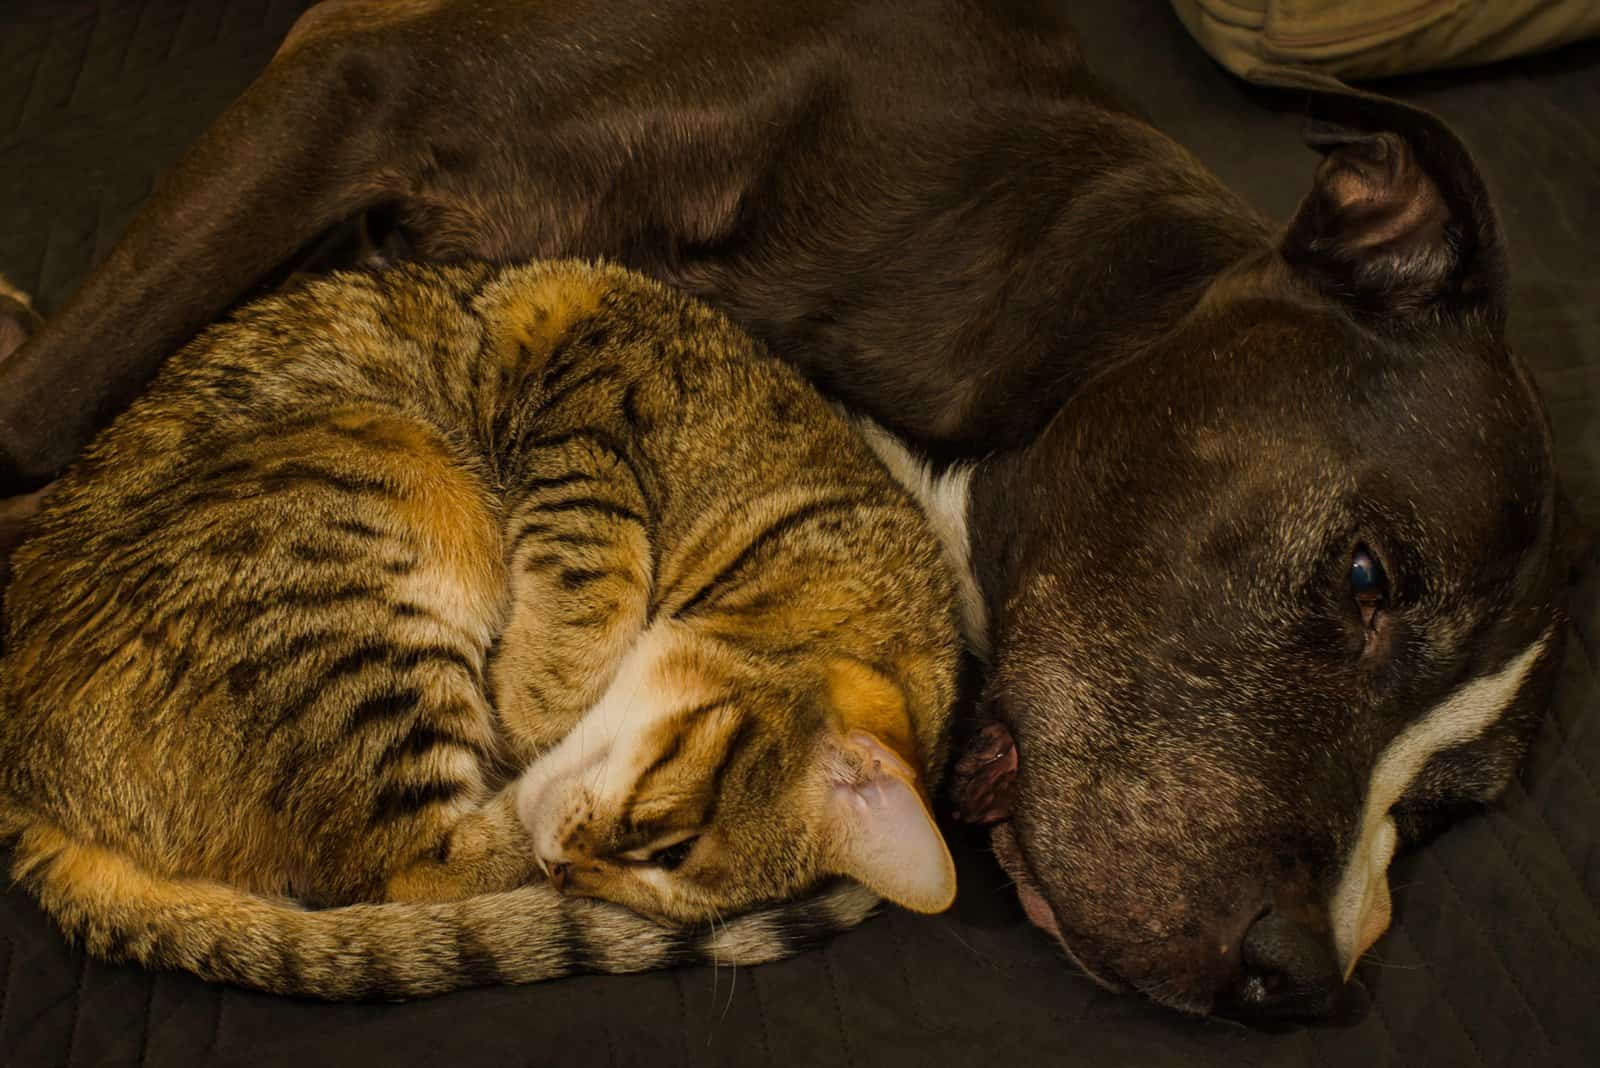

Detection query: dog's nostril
(1216, 910), (1344, 1023)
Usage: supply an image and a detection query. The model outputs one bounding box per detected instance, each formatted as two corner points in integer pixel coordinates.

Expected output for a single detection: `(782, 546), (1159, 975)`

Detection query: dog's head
(964, 71), (1568, 1020)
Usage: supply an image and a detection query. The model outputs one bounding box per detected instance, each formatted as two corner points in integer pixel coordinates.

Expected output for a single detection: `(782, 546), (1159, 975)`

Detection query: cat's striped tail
(7, 821), (878, 1000)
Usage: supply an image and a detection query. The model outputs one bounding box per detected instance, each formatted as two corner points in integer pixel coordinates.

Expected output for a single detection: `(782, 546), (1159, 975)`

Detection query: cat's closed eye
(619, 834), (700, 871)
(647, 837), (698, 871)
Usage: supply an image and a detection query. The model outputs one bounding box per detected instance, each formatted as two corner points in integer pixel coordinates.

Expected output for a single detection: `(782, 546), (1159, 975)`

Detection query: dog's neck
(699, 108), (1276, 465)
(850, 135), (1279, 658)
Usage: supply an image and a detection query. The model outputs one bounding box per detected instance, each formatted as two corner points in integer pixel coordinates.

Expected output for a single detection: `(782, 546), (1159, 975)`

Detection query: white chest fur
(850, 415), (990, 660)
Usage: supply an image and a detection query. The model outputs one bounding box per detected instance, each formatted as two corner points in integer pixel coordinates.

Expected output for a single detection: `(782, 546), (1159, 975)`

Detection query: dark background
(1, 1), (1596, 1065)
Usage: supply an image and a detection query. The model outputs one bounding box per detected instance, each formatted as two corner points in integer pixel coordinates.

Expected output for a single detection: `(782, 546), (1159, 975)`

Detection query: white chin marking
(849, 414), (989, 659)
(1330, 629), (1552, 974)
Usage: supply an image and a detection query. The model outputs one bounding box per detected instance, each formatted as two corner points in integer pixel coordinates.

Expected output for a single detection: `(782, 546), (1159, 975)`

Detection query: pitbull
(0, 0), (1568, 1021)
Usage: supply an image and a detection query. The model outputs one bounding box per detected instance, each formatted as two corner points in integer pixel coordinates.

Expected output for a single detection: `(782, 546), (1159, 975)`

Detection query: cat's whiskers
(693, 904), (738, 1046)
(704, 903), (727, 1016)
(705, 904), (722, 998)
(713, 905), (738, 1024)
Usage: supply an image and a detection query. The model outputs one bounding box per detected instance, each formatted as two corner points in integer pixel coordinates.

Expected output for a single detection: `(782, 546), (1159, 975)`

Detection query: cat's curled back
(0, 261), (961, 999)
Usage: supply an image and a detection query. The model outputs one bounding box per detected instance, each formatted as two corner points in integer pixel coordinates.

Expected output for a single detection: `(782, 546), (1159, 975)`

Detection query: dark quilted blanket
(1, 1), (1596, 1065)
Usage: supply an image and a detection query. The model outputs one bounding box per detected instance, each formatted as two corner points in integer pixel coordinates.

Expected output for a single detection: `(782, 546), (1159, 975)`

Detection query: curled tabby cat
(0, 260), (961, 999)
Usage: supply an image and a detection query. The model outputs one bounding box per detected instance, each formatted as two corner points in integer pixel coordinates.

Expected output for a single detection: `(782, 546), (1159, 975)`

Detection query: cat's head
(514, 620), (958, 923)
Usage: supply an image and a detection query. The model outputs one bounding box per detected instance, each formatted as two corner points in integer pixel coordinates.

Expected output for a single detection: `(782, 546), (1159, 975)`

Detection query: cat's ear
(819, 659), (955, 912)
(1248, 65), (1508, 327)
(821, 727), (956, 914)
(825, 655), (940, 770)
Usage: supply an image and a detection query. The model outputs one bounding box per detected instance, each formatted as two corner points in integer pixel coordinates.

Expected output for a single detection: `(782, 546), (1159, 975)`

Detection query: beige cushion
(1171, 0), (1600, 79)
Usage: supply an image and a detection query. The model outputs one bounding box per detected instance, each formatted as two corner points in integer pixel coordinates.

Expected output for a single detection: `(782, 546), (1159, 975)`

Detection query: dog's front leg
(0, 33), (411, 495)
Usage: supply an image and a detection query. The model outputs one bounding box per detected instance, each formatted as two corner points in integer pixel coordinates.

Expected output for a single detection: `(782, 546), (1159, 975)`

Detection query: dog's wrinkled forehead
(1039, 306), (1548, 579)
(1000, 303), (1555, 730)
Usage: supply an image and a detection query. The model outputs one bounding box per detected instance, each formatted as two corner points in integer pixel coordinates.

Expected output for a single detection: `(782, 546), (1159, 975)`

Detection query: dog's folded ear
(1247, 64), (1507, 329)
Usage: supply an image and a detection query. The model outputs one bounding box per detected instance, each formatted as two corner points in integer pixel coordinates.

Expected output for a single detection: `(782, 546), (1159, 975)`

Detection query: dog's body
(0, 0), (1567, 1020)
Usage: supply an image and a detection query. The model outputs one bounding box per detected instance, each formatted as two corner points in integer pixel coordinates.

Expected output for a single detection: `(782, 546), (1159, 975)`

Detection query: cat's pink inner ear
(824, 731), (956, 914)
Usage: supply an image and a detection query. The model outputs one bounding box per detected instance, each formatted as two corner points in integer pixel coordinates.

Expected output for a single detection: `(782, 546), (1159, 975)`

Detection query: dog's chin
(993, 821), (1257, 1017)
(989, 822), (1145, 999)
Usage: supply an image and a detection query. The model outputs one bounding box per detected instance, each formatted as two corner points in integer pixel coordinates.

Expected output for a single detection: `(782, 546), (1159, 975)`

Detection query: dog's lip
(992, 814), (1374, 1020)
(989, 821), (1123, 993)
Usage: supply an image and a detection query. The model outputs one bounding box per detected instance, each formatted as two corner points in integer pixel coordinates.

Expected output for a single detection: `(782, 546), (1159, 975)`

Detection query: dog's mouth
(947, 718), (1122, 989)
(988, 821), (1124, 994)
(953, 717), (1362, 1019)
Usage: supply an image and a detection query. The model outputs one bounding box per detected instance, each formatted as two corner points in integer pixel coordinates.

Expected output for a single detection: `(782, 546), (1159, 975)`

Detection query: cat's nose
(548, 861), (571, 891)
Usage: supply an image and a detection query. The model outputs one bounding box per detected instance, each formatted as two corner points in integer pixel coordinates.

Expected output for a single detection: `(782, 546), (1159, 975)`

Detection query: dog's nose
(1216, 909), (1344, 1022)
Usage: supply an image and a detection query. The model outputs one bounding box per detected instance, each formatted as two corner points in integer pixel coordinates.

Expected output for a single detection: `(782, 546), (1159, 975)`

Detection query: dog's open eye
(1351, 546), (1387, 628)
(647, 836), (699, 871)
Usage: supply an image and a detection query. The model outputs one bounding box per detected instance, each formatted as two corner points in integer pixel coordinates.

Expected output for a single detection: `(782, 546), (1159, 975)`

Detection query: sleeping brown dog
(0, 0), (1568, 1020)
